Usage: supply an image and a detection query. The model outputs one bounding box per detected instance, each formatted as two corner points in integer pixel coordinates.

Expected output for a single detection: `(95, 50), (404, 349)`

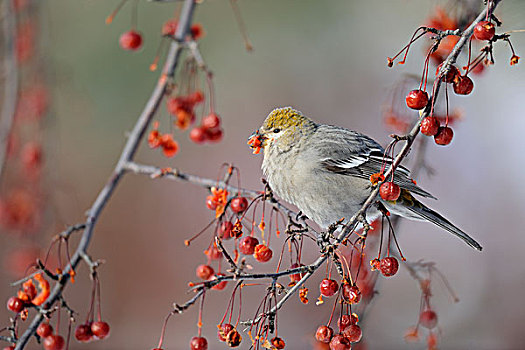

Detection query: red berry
(189, 127), (207, 144)
(319, 278), (339, 297)
(190, 336), (208, 350)
(420, 116), (440, 136)
(3, 346), (15, 350)
(202, 113), (221, 130)
(253, 244), (273, 263)
(37, 322), (54, 338)
(75, 324), (93, 342)
(343, 324), (362, 343)
(289, 263), (305, 283)
(148, 130), (161, 148)
(230, 197), (248, 213)
(271, 336), (285, 349)
(43, 335), (65, 350)
(329, 334), (351, 350)
(210, 273), (227, 290)
(7, 297), (24, 313)
(189, 91), (205, 104)
(379, 256), (399, 277)
(453, 75), (474, 95)
(473, 20), (495, 41)
(205, 244), (222, 260)
(190, 24), (205, 40)
(206, 196), (217, 210)
(205, 127), (223, 142)
(91, 321), (110, 339)
(315, 325), (334, 343)
(238, 236), (259, 255)
(434, 126), (453, 146)
(436, 63), (459, 83)
(219, 221), (234, 240)
(405, 89), (429, 110)
(419, 309), (438, 329)
(341, 283), (361, 304)
(119, 30), (143, 51)
(162, 20), (177, 36)
(379, 182), (401, 201)
(217, 323), (234, 342)
(196, 264), (215, 280)
(337, 314), (358, 331)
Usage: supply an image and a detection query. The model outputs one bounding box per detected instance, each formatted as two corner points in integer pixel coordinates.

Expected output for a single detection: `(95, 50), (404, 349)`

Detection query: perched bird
(249, 107), (482, 251)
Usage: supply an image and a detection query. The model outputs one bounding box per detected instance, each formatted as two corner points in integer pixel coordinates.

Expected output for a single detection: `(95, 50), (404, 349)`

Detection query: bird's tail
(383, 191), (483, 251)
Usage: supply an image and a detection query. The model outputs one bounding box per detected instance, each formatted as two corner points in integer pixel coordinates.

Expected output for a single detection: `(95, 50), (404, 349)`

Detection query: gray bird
(249, 106), (482, 251)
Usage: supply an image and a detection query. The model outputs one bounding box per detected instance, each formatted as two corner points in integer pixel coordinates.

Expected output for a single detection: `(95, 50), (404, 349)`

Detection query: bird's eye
(273, 128), (281, 133)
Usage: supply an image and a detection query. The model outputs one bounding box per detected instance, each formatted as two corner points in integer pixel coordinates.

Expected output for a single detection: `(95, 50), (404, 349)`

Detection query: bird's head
(248, 107), (317, 154)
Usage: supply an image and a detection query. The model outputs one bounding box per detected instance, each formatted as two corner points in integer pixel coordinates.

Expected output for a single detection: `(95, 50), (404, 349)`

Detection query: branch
(13, 1), (198, 348)
(122, 161), (319, 234)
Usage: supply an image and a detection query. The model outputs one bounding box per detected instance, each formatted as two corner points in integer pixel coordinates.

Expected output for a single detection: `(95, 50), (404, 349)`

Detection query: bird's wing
(313, 125), (435, 199)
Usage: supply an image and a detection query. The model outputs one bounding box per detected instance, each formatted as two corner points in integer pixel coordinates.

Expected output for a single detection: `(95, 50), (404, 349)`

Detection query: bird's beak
(247, 130), (267, 155)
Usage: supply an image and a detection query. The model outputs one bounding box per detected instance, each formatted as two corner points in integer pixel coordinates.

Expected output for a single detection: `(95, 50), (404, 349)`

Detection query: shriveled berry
(370, 258), (381, 271)
(119, 30), (143, 51)
(226, 329), (242, 347)
(341, 283), (361, 304)
(315, 325), (334, 343)
(217, 323), (234, 342)
(419, 309), (438, 329)
(379, 182), (401, 201)
(453, 75), (474, 95)
(406, 89), (429, 110)
(219, 221), (234, 240)
(473, 20), (495, 41)
(434, 126), (453, 146)
(75, 324), (93, 342)
(239, 236), (259, 255)
(43, 335), (65, 350)
(319, 278), (339, 297)
(253, 244), (273, 263)
(210, 273), (227, 290)
(271, 336), (285, 349)
(189, 127), (207, 144)
(91, 321), (110, 339)
(436, 63), (459, 83)
(37, 322), (54, 338)
(329, 334), (351, 350)
(190, 336), (208, 350)
(160, 134), (179, 158)
(230, 197), (248, 213)
(202, 113), (221, 130)
(380, 256), (399, 277)
(196, 264), (215, 280)
(23, 281), (37, 300)
(420, 116), (440, 136)
(343, 324), (362, 343)
(7, 297), (24, 313)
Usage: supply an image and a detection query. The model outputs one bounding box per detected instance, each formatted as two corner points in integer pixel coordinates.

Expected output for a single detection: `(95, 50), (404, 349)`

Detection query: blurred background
(1, 0), (525, 349)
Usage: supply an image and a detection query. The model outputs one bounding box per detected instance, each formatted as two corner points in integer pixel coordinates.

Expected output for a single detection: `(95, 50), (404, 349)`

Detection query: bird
(248, 106), (482, 251)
